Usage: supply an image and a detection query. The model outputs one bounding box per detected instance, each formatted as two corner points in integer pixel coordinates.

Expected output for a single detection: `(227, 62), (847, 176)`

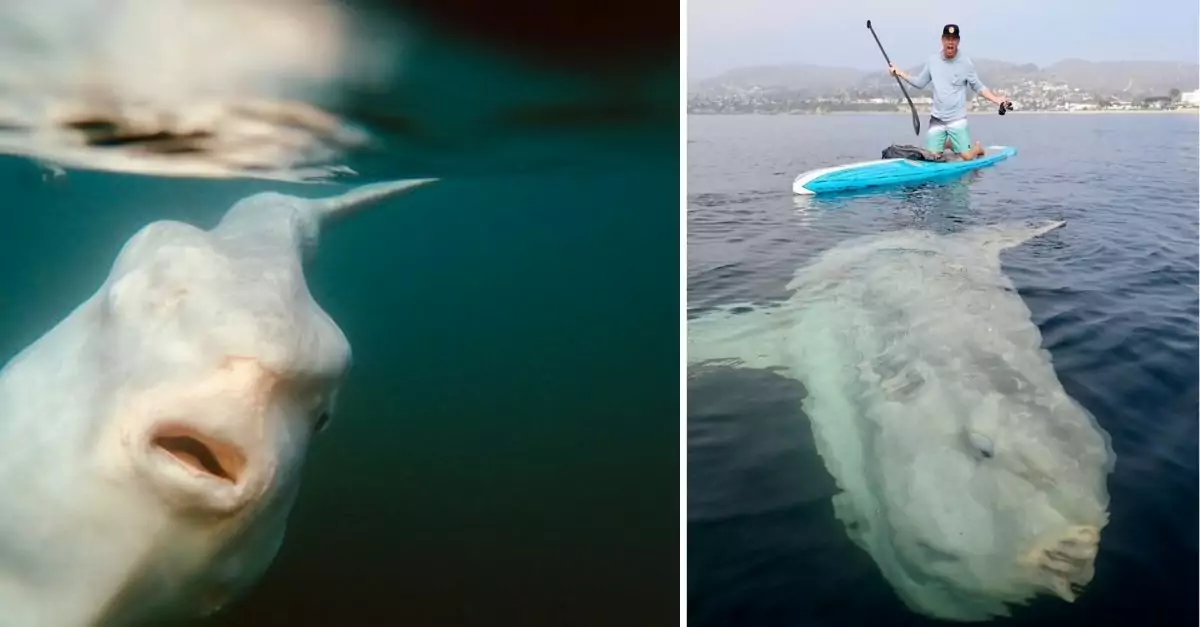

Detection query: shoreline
(687, 109), (1199, 116)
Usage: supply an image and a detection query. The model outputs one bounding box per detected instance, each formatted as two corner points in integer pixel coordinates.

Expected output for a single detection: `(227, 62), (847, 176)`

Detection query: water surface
(687, 113), (1198, 627)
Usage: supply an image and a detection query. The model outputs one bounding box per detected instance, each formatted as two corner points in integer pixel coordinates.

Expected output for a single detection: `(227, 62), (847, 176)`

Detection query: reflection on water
(0, 0), (390, 181)
(0, 0), (676, 182)
(791, 173), (985, 236)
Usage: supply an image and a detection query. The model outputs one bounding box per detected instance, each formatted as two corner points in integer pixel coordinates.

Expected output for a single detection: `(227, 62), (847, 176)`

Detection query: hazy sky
(688, 0), (1200, 78)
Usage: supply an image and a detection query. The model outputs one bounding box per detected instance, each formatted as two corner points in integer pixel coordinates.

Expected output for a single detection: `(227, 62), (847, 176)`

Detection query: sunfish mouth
(151, 424), (246, 485)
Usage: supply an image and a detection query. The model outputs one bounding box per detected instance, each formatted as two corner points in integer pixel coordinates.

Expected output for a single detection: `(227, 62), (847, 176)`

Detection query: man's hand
(980, 88), (1009, 107)
(888, 63), (908, 81)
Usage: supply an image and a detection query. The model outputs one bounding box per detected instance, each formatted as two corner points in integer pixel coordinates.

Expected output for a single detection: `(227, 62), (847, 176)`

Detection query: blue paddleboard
(792, 145), (1016, 195)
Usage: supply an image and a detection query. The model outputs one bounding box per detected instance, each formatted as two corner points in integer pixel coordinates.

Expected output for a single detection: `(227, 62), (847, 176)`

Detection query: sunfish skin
(0, 178), (435, 626)
(688, 221), (1117, 622)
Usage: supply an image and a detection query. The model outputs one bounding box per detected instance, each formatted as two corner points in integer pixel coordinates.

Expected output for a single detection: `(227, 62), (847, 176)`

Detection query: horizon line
(690, 57), (1200, 82)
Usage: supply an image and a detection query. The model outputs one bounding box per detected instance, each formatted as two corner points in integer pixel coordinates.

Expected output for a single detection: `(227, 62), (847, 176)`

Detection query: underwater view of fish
(0, 178), (434, 626)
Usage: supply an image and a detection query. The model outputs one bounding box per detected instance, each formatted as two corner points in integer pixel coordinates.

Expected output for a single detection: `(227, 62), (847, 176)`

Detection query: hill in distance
(692, 59), (1200, 97)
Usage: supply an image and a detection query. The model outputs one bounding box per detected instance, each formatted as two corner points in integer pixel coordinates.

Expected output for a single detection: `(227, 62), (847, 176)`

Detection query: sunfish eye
(314, 410), (331, 434)
(967, 431), (995, 459)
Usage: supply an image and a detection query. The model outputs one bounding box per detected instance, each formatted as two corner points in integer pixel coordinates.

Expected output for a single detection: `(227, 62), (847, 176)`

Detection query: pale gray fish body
(688, 221), (1116, 622)
(0, 178), (433, 626)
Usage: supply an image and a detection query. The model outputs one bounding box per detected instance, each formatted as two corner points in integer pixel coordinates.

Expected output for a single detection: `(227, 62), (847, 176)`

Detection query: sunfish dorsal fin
(957, 220), (1066, 256)
(310, 177), (438, 226)
(212, 177), (437, 262)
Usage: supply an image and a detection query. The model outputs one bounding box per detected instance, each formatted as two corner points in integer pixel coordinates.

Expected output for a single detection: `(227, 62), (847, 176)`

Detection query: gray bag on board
(881, 144), (947, 162)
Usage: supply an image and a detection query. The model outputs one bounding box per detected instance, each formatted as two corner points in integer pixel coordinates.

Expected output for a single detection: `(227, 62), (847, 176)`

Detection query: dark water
(0, 7), (678, 624)
(687, 113), (1199, 626)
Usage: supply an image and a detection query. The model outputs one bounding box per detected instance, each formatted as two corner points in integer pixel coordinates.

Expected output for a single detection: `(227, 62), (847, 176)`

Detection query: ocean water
(0, 5), (678, 624)
(686, 113), (1199, 626)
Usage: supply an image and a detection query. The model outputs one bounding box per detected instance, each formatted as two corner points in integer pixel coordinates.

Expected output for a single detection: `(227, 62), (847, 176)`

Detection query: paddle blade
(911, 109), (921, 135)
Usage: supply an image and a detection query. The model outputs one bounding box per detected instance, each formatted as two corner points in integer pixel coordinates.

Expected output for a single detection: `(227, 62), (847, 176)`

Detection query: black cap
(942, 24), (960, 38)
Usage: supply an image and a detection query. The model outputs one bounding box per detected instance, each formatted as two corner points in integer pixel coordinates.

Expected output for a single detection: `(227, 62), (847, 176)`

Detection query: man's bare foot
(959, 141), (986, 161)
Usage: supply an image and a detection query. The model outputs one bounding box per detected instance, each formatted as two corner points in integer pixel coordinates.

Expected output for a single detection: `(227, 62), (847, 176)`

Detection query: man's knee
(951, 133), (971, 154)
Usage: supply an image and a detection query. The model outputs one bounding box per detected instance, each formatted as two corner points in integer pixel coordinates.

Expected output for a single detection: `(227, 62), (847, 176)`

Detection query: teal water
(0, 10), (679, 625)
(1, 140), (678, 626)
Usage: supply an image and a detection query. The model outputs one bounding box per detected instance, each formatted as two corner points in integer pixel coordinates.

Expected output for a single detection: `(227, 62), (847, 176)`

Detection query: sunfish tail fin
(961, 220), (1066, 256)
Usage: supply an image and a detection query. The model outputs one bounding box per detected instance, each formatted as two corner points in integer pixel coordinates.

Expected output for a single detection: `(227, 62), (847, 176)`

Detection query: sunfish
(687, 221), (1117, 622)
(0, 177), (434, 626)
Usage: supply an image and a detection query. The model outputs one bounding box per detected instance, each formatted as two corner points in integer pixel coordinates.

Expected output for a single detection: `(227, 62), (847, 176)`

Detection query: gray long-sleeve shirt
(905, 53), (986, 122)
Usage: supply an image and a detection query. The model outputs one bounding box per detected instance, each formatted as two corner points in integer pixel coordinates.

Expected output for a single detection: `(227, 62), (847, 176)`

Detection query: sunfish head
(864, 348), (1115, 620)
(0, 178), (434, 624)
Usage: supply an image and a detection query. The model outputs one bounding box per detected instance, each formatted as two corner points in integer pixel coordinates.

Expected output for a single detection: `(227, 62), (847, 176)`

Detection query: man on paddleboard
(888, 24), (1011, 161)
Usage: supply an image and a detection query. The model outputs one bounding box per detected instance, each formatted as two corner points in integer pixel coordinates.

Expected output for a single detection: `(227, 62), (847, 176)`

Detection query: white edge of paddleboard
(791, 145), (1017, 195)
(791, 157), (904, 195)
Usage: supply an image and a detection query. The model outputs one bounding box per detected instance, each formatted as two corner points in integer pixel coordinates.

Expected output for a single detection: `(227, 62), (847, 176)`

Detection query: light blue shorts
(925, 116), (972, 154)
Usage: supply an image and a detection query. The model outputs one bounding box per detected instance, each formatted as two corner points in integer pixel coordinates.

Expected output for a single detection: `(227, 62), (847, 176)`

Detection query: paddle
(866, 20), (920, 136)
